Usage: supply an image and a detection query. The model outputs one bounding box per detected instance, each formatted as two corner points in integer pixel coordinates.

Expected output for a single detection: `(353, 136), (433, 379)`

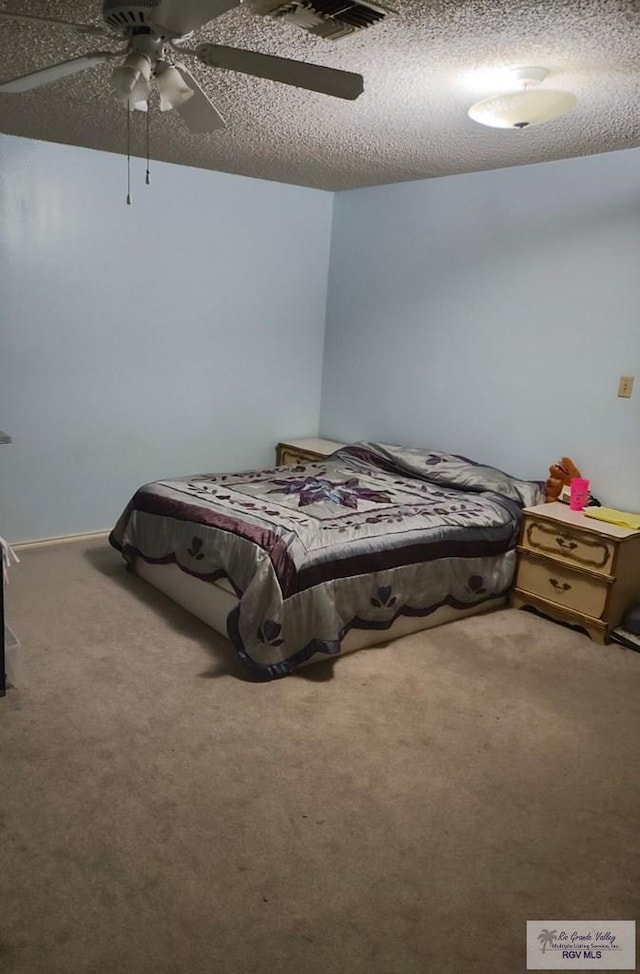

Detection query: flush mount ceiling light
(468, 67), (577, 130)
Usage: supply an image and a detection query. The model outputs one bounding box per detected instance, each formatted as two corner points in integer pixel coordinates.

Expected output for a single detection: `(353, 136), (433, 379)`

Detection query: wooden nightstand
(275, 437), (345, 466)
(511, 502), (640, 644)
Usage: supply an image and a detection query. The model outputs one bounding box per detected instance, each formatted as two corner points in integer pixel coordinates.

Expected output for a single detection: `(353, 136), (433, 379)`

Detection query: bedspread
(110, 442), (543, 677)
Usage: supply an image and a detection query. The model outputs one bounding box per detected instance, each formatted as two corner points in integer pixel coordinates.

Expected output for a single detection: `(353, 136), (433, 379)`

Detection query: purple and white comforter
(110, 442), (543, 677)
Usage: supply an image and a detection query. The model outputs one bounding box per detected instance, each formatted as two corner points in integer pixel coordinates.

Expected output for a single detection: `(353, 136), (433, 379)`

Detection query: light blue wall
(321, 148), (640, 510)
(3, 138), (639, 543)
(0, 135), (333, 542)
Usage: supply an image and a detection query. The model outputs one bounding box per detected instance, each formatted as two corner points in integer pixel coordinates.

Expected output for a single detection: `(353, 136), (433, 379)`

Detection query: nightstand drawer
(521, 517), (615, 575)
(517, 554), (609, 619)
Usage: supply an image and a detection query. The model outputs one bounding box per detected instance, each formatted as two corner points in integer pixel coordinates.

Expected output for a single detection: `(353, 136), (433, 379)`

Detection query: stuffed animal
(545, 457), (582, 503)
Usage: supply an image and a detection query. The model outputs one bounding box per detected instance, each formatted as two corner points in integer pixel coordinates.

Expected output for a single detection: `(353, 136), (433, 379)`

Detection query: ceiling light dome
(468, 67), (577, 129)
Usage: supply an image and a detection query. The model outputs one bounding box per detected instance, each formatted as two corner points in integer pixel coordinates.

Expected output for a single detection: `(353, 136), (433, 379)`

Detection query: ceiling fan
(0, 0), (365, 133)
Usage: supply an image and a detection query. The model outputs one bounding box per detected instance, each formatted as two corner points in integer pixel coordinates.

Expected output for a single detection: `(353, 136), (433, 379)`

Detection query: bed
(110, 442), (544, 678)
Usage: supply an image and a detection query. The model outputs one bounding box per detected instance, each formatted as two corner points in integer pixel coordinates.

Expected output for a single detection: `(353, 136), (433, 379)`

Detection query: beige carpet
(1, 539), (639, 974)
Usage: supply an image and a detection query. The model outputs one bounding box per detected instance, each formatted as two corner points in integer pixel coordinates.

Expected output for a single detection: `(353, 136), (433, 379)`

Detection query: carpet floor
(1, 538), (639, 974)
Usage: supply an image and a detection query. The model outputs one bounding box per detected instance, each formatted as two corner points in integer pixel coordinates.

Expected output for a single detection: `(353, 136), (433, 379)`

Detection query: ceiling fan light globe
(468, 89), (577, 129)
(112, 64), (139, 97)
(116, 91), (149, 111)
(156, 63), (195, 112)
(112, 52), (152, 100)
(113, 72), (150, 110)
(124, 52), (151, 80)
(131, 74), (151, 103)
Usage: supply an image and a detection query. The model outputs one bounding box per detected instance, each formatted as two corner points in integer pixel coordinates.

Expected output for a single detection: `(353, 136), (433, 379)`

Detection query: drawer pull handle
(555, 537), (578, 551)
(549, 578), (571, 593)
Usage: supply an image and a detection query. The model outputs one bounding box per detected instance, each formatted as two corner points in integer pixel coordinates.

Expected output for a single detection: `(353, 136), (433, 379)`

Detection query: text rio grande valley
(557, 930), (619, 960)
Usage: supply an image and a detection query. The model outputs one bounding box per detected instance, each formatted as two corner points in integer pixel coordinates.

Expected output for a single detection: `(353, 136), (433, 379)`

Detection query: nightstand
(275, 437), (345, 466)
(511, 502), (640, 644)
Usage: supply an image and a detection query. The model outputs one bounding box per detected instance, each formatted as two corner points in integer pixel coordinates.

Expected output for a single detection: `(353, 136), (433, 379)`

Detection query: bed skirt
(134, 558), (506, 671)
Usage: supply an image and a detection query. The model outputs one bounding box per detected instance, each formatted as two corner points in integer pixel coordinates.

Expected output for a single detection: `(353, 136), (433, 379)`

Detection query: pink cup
(570, 477), (590, 511)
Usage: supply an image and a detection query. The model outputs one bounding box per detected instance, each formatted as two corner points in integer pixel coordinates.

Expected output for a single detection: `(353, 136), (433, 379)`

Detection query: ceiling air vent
(267, 0), (392, 40)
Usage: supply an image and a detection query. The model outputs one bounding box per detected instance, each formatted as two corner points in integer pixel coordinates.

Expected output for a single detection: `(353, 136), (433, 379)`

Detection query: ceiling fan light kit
(468, 66), (577, 130)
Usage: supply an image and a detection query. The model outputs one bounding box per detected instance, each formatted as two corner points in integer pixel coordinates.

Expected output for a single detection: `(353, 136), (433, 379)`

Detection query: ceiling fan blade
(0, 53), (114, 93)
(0, 10), (107, 37)
(172, 65), (226, 131)
(151, 0), (241, 37)
(195, 44), (364, 100)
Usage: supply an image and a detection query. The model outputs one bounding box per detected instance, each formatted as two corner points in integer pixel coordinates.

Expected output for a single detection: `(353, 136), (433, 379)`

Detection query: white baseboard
(12, 529), (110, 551)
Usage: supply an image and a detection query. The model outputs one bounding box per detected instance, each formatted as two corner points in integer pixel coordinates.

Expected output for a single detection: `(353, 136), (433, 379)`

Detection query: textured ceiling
(0, 0), (638, 190)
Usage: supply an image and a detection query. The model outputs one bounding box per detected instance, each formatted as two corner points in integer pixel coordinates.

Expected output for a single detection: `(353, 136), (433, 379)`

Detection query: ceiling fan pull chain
(126, 103), (132, 206)
(145, 107), (151, 186)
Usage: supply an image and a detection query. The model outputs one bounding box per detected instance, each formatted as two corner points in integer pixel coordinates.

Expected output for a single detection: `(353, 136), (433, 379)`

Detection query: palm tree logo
(537, 929), (558, 953)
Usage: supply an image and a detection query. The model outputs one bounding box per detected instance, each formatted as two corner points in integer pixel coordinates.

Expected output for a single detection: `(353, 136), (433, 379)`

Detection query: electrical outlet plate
(618, 376), (634, 398)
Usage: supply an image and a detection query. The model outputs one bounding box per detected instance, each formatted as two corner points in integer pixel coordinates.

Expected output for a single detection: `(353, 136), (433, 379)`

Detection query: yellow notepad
(584, 507), (640, 530)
